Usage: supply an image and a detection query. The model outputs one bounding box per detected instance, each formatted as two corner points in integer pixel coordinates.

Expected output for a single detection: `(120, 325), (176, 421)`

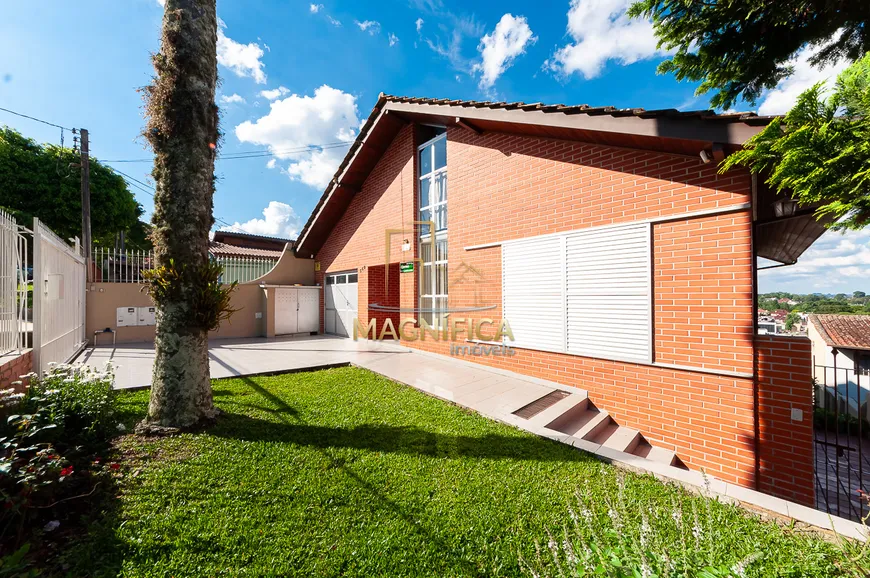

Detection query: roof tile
(810, 315), (870, 350)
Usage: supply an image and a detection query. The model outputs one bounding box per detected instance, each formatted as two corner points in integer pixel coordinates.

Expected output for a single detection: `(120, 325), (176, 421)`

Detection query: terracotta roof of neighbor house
(208, 241), (283, 259)
(294, 93), (778, 258)
(810, 315), (870, 351)
(212, 231), (294, 245)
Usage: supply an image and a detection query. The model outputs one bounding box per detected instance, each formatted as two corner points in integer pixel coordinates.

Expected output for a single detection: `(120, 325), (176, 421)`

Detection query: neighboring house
(758, 318), (780, 335)
(209, 231), (290, 284)
(293, 94), (832, 505)
(808, 314), (870, 419)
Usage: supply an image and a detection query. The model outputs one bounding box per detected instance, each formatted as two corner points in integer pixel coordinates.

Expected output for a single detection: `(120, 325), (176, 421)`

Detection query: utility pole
(79, 128), (92, 281)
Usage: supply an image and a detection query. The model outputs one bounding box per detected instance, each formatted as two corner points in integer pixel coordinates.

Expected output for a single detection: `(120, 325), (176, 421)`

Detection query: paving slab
(76, 335), (409, 389)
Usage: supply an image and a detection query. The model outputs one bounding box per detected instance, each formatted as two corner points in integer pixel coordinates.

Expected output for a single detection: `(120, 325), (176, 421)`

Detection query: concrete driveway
(76, 335), (410, 389)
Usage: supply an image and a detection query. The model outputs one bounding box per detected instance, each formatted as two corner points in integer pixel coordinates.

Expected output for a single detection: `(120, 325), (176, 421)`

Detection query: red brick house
(293, 95), (828, 505)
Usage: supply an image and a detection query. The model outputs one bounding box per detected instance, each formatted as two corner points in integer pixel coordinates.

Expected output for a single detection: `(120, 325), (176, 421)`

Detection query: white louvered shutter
(502, 236), (565, 352)
(565, 223), (652, 363)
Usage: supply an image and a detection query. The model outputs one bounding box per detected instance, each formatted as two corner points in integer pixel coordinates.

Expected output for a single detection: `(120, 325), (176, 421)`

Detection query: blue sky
(0, 0), (866, 294)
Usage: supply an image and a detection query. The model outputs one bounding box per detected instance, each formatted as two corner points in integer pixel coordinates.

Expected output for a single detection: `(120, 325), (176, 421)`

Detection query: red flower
(60, 466), (73, 477)
(109, 463), (120, 471)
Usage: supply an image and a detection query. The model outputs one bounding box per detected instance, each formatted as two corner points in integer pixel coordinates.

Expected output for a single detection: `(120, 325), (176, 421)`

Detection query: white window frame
(418, 133), (448, 328)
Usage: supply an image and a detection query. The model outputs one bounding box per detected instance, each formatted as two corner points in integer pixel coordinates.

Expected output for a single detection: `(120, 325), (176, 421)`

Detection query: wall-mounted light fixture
(699, 149), (712, 164)
(772, 198), (798, 218)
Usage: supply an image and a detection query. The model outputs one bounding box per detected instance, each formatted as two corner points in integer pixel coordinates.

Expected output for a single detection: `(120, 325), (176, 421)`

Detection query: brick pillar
(756, 335), (815, 505)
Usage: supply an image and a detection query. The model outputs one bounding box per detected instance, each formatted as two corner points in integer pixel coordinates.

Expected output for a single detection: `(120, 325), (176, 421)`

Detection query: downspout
(750, 172), (761, 491)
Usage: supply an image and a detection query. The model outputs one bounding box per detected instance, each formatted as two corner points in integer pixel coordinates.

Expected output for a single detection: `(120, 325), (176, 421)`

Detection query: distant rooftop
(810, 315), (870, 351)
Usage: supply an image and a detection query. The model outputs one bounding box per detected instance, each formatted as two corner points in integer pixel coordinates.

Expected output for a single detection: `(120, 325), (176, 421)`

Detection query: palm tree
(139, 0), (221, 429)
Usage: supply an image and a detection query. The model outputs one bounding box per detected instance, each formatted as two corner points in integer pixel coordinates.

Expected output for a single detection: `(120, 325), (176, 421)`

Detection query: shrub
(23, 363), (120, 450)
(0, 363), (121, 547)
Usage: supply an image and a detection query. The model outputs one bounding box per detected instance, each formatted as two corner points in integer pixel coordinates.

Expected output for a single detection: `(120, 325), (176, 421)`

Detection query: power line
(0, 105), (73, 132)
(101, 141), (352, 163)
(106, 166), (155, 197)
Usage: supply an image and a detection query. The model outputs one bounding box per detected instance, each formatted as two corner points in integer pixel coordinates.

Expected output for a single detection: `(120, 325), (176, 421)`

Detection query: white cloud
(757, 41), (851, 115)
(220, 201), (302, 239)
(234, 85), (359, 189)
(389, 33), (400, 47)
(259, 86), (290, 100)
(327, 15), (342, 27)
(219, 93), (246, 105)
(217, 20), (267, 84)
(416, 18), (424, 32)
(473, 14), (536, 91)
(760, 228), (870, 293)
(547, 0), (664, 79)
(309, 3), (323, 13)
(156, 0), (165, 5)
(356, 20), (381, 35)
(422, 14), (484, 72)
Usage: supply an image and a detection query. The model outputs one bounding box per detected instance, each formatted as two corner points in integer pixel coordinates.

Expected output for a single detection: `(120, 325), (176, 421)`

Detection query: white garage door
(325, 271), (358, 337)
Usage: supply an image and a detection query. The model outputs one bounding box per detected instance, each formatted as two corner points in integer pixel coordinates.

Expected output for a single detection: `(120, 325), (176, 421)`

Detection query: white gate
(0, 208), (27, 355)
(32, 218), (86, 374)
(325, 272), (358, 337)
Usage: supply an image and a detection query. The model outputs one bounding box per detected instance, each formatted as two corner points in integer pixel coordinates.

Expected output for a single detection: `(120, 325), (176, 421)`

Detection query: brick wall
(756, 335), (815, 505)
(0, 350), (32, 393)
(316, 125), (765, 486)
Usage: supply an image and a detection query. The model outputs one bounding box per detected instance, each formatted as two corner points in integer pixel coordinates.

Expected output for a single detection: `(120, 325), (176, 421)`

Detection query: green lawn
(61, 367), (847, 577)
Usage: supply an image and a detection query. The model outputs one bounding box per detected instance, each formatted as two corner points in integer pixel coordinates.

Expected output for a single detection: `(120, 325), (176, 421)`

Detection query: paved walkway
(76, 335), (571, 406)
(77, 335), (409, 389)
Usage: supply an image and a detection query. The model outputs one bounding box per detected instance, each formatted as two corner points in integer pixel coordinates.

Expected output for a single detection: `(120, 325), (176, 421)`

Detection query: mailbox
(116, 307), (138, 327)
(137, 306), (157, 326)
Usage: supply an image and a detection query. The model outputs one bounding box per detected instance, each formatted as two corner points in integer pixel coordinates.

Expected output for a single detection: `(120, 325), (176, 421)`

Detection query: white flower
(43, 520), (60, 532)
(116, 423), (126, 432)
(692, 523), (703, 540)
(730, 553), (761, 578)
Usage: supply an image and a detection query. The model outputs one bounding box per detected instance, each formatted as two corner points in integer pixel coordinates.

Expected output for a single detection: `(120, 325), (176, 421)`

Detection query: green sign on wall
(400, 262), (414, 273)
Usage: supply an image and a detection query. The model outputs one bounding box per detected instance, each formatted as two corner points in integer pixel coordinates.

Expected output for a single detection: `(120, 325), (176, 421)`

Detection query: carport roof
(294, 93), (777, 258)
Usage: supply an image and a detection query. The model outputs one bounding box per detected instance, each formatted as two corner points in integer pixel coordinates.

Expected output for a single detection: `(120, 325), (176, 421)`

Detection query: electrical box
(137, 306), (157, 326)
(117, 307), (138, 327)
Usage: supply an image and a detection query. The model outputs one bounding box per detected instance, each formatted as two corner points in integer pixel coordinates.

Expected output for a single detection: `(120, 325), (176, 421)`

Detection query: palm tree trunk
(141, 0), (219, 428)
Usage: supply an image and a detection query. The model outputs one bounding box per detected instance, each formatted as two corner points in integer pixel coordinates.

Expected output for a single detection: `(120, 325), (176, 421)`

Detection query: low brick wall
(756, 335), (814, 506)
(0, 350), (33, 393)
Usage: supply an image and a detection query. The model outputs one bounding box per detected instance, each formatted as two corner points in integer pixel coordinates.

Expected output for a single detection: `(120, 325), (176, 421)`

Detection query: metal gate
(813, 355), (870, 522)
(0, 208), (28, 355)
(32, 218), (86, 374)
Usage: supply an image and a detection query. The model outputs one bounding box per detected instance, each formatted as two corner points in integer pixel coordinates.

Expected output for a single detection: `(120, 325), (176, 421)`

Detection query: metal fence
(93, 246), (153, 283)
(813, 358), (870, 522)
(0, 208), (28, 356)
(217, 256), (277, 284)
(92, 247), (277, 285)
(32, 218), (86, 374)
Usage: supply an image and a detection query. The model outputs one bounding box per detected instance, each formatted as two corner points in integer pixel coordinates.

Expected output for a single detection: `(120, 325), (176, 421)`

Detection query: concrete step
(645, 446), (680, 467)
(545, 403), (605, 436)
(528, 392), (589, 430)
(601, 426), (643, 453)
(571, 410), (612, 439)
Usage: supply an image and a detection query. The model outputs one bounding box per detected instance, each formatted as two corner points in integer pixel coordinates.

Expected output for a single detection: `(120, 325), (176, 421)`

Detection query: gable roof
(294, 93), (777, 258)
(810, 314), (870, 351)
